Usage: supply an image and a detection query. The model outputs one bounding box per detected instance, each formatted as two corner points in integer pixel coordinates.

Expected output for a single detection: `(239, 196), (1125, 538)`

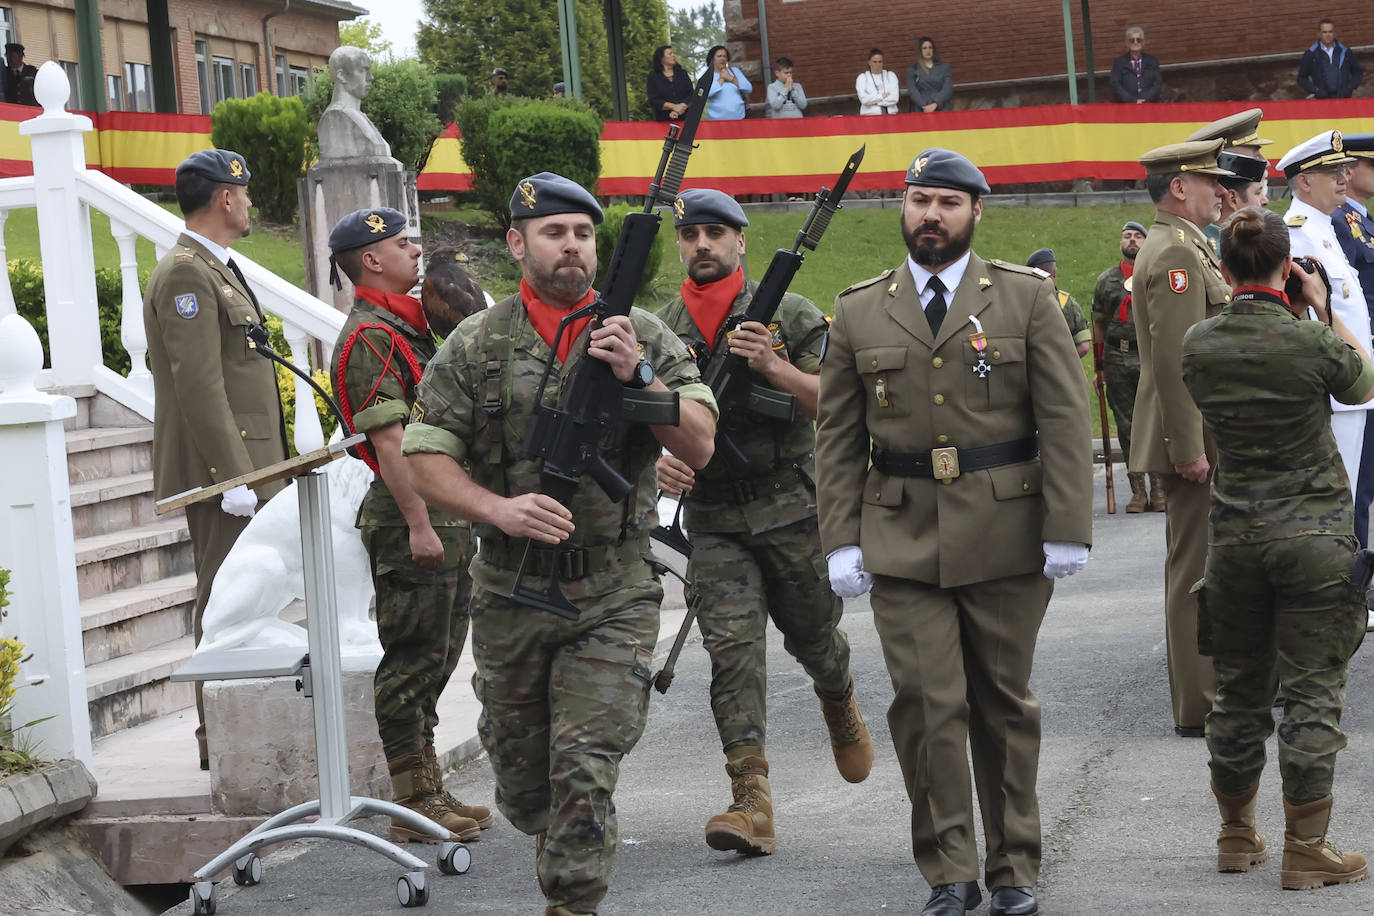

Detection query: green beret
(176, 149), (251, 186)
(509, 171), (603, 224)
(672, 188), (748, 230)
(904, 148), (991, 196)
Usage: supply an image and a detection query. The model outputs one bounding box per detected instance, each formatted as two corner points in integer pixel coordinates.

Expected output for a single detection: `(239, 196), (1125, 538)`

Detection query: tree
(339, 18), (395, 62)
(418, 0), (668, 120)
(668, 2), (723, 75)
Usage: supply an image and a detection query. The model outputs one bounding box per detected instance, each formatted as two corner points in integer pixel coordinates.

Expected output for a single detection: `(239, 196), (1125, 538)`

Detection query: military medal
(875, 377), (889, 407)
(968, 315), (991, 378)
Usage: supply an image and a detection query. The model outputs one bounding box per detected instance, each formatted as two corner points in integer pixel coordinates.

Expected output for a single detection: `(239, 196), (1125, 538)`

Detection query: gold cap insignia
(674, 197), (686, 220)
(519, 180), (537, 209)
(1333, 130), (1344, 153)
(365, 212), (387, 234)
(229, 158), (244, 179)
(910, 156), (930, 178)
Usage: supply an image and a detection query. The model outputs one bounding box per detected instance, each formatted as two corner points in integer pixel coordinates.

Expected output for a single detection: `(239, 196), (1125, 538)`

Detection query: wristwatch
(626, 357), (654, 389)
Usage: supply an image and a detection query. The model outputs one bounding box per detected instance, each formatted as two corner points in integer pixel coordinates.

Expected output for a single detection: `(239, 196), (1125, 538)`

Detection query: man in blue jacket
(1298, 18), (1363, 99)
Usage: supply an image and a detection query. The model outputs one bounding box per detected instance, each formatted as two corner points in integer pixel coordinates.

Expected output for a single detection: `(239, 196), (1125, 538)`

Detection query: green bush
(453, 95), (527, 227)
(10, 258), (138, 375)
(264, 315), (339, 454)
(594, 203), (665, 302)
(210, 93), (309, 225)
(433, 73), (468, 125)
(482, 101), (602, 230)
(299, 60), (442, 173)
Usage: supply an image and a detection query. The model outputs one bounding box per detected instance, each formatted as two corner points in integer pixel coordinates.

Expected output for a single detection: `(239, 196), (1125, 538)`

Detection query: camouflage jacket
(332, 297), (460, 530)
(1182, 292), (1374, 545)
(1058, 289), (1092, 347)
(1090, 262), (1138, 352)
(656, 281), (827, 534)
(402, 291), (717, 598)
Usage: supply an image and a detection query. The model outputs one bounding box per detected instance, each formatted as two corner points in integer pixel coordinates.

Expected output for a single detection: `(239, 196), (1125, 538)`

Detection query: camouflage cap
(904, 148), (991, 195)
(176, 149), (251, 185)
(672, 188), (748, 229)
(508, 171), (603, 224)
(1185, 108), (1273, 149)
(1278, 130), (1357, 177)
(1138, 139), (1235, 177)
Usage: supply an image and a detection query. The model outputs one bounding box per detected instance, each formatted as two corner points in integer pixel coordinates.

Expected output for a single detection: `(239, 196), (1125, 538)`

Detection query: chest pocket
(222, 303), (260, 360)
(964, 336), (1027, 411)
(855, 345), (909, 419)
(1201, 259), (1232, 317)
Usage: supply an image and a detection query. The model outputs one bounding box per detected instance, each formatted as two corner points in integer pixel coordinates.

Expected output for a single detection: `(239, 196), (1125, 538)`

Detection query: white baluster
(282, 320), (324, 454)
(0, 210), (15, 318)
(154, 242), (168, 261)
(107, 216), (152, 395)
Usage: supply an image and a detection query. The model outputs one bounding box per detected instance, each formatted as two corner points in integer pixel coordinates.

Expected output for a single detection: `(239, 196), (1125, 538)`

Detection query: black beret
(176, 149), (251, 186)
(4, 43), (23, 55)
(509, 172), (603, 224)
(329, 207), (407, 254)
(904, 148), (991, 195)
(672, 188), (749, 230)
(1026, 247), (1055, 269)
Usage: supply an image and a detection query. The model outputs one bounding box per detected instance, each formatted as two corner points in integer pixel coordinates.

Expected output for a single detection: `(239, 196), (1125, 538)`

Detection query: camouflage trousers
(1103, 351), (1140, 464)
(688, 516), (852, 752)
(1201, 535), (1367, 804)
(470, 579), (660, 914)
(359, 523), (472, 761)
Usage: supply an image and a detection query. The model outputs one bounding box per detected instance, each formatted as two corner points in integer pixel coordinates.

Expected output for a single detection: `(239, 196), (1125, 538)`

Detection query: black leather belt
(690, 462), (808, 505)
(478, 538), (645, 580)
(871, 437), (1038, 480)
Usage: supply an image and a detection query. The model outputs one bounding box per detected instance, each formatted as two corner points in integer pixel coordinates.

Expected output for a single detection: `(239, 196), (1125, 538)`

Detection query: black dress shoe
(922, 881), (982, 915)
(989, 885), (1040, 916)
(200, 758), (210, 771)
(1174, 725), (1205, 738)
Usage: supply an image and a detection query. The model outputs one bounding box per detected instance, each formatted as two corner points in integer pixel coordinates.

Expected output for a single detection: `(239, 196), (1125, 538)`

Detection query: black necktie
(226, 258), (261, 313)
(926, 275), (948, 336)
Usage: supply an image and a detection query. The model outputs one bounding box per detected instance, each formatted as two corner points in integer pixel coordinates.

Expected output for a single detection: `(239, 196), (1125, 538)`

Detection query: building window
(290, 66), (310, 96)
(106, 73), (125, 110)
(239, 62), (257, 98)
(275, 54), (287, 96)
(0, 9), (13, 48)
(213, 56), (236, 103)
(196, 40), (211, 114)
(124, 62), (152, 112)
(60, 61), (82, 109)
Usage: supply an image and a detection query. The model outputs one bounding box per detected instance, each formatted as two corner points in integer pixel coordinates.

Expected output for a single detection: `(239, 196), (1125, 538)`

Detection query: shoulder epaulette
(838, 268), (894, 297)
(989, 259), (1044, 277)
(1176, 228), (1188, 245)
(1286, 213), (1308, 228)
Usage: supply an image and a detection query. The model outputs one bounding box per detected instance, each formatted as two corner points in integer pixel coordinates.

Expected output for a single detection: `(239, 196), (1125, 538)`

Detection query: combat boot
(422, 745), (494, 829)
(1125, 473), (1149, 514)
(705, 755), (775, 856)
(1281, 795), (1367, 889)
(545, 908), (592, 916)
(1213, 781), (1266, 872)
(388, 754), (480, 843)
(1148, 474), (1167, 512)
(816, 678), (874, 783)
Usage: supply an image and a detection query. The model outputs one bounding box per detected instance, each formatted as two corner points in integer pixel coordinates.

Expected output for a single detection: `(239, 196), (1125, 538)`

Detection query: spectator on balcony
(1298, 18), (1363, 99)
(856, 48), (899, 115)
(704, 44), (751, 120)
(766, 57), (808, 118)
(1109, 27), (1161, 104)
(906, 37), (953, 113)
(3, 43), (37, 106)
(648, 44), (693, 121)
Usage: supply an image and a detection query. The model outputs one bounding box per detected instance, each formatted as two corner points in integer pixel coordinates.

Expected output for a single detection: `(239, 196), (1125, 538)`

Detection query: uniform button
(1224, 294), (1231, 301)
(871, 358), (879, 369)
(933, 393), (945, 405)
(937, 434), (949, 444)
(992, 350), (1001, 359)
(932, 356), (944, 368)
(874, 491), (881, 500)
(1023, 482), (1030, 491)
(209, 467), (217, 475)
(240, 429), (247, 438)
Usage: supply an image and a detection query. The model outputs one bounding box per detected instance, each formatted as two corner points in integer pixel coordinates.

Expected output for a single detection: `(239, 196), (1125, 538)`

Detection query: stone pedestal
(204, 654), (390, 817)
(298, 157), (421, 311)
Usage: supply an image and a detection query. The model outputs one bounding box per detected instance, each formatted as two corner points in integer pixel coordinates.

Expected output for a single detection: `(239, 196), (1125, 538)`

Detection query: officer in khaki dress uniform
(1187, 109), (1275, 254)
(1130, 139), (1239, 737)
(654, 189), (873, 859)
(143, 150), (288, 768)
(816, 149), (1092, 916)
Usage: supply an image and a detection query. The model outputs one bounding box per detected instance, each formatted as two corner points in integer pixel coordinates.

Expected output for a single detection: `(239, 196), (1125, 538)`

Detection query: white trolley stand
(163, 440), (471, 913)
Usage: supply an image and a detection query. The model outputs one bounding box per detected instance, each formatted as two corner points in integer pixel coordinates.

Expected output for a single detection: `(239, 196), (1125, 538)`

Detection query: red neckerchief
(680, 267), (746, 347)
(1118, 260), (1135, 322)
(354, 285), (428, 335)
(521, 278), (597, 363)
(1231, 285), (1292, 309)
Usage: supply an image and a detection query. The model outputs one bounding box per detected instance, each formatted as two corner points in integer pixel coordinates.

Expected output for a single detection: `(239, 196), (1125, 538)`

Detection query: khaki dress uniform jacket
(1129, 209), (1229, 729)
(816, 253), (1091, 889)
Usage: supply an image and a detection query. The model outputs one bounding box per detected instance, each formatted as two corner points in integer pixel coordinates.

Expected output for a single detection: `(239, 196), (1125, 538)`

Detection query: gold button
(1224, 294), (1231, 301)
(933, 393), (944, 405)
(941, 478), (953, 485)
(992, 349), (1001, 359)
(1023, 482), (1030, 491)
(932, 356), (944, 368)
(240, 429), (247, 438)
(871, 358), (878, 369)
(209, 467), (217, 474)
(874, 491), (881, 500)
(937, 434), (949, 444)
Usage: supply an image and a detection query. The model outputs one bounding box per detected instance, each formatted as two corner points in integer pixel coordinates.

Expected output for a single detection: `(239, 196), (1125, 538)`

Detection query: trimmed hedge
(210, 93), (309, 225)
(593, 204), (665, 303)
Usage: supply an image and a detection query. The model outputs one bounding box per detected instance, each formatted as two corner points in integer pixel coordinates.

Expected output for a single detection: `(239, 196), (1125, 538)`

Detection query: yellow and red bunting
(4, 97), (1374, 193)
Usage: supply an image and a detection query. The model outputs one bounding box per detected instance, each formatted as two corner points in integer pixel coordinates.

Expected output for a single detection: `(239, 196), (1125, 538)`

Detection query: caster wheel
(397, 871), (429, 907)
(232, 853), (262, 886)
(189, 881), (216, 915)
(437, 842), (471, 875)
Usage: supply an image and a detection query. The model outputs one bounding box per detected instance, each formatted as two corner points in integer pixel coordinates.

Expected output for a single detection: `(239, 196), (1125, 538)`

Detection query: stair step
(74, 517), (193, 600)
(80, 572), (197, 632)
(42, 384), (96, 431)
(65, 425), (153, 454)
(85, 635), (197, 739)
(65, 425), (153, 484)
(69, 471), (165, 538)
(69, 470), (154, 507)
(80, 573), (197, 667)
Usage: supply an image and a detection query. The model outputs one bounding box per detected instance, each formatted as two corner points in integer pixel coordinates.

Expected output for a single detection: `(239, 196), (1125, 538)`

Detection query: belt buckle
(931, 446), (960, 481)
(1119, 339), (1130, 352)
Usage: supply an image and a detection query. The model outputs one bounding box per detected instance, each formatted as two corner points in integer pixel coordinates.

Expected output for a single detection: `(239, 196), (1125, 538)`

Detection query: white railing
(0, 61), (343, 453)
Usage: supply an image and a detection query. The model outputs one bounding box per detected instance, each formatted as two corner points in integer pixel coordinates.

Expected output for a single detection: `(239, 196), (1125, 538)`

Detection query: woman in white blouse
(856, 48), (900, 115)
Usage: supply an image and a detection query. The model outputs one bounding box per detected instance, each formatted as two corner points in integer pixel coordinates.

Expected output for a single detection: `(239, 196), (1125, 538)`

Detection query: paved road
(168, 473), (1374, 914)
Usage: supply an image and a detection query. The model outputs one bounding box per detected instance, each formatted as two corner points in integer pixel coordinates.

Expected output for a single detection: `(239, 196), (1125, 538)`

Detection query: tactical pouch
(621, 388), (680, 426)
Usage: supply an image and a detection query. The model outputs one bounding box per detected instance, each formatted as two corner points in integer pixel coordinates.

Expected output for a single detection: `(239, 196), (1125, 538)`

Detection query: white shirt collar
(183, 229), (232, 266)
(907, 250), (972, 310)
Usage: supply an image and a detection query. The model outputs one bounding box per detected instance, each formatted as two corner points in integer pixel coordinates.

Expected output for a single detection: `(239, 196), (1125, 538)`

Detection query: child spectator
(766, 57), (808, 118)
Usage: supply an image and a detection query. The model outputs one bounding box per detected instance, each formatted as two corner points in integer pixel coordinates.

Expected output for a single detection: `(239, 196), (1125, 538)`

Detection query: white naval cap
(1277, 130), (1357, 178)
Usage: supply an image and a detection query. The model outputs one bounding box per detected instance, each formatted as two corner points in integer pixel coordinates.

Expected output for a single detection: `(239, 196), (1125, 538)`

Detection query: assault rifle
(513, 69), (714, 620)
(701, 145), (865, 472)
(1091, 339), (1116, 514)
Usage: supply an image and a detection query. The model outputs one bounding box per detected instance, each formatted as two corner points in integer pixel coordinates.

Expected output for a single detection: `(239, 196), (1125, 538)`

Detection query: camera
(1285, 256), (1332, 319)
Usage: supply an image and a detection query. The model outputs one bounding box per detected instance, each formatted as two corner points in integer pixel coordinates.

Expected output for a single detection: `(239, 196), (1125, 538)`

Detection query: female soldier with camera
(1181, 205), (1373, 892)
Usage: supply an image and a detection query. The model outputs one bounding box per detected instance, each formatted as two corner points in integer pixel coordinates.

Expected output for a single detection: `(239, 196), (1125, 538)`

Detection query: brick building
(0, 0), (362, 116)
(723, 0), (1373, 115)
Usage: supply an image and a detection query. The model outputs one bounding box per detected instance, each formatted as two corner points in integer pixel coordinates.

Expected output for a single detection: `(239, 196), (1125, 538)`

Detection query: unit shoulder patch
(173, 293), (199, 318)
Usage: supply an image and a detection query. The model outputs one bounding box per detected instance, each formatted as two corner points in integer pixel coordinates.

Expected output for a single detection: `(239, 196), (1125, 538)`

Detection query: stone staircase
(58, 385), (199, 741)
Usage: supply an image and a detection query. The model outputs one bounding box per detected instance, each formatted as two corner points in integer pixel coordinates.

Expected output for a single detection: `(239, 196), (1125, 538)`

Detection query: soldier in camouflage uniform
(402, 173), (718, 916)
(1181, 206), (1372, 890)
(1090, 221), (1163, 512)
(329, 209), (490, 844)
(654, 189), (873, 858)
(1026, 247), (1092, 358)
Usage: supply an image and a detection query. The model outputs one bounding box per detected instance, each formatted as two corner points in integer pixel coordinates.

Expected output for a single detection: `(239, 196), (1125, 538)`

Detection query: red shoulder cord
(335, 323), (424, 474)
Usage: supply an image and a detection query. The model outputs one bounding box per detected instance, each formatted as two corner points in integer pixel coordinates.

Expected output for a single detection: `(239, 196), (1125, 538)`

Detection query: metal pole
(1081, 0), (1096, 104)
(1061, 0), (1079, 105)
(557, 0), (582, 102)
(74, 0), (105, 112)
(603, 0), (629, 120)
(757, 0), (771, 84)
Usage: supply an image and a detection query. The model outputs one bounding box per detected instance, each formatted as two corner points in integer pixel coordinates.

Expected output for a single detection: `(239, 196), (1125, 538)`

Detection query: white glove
(1042, 541), (1089, 579)
(220, 484), (258, 518)
(826, 545), (874, 598)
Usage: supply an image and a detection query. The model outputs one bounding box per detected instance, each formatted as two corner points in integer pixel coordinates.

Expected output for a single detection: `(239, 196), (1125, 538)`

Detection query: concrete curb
(0, 758), (97, 855)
